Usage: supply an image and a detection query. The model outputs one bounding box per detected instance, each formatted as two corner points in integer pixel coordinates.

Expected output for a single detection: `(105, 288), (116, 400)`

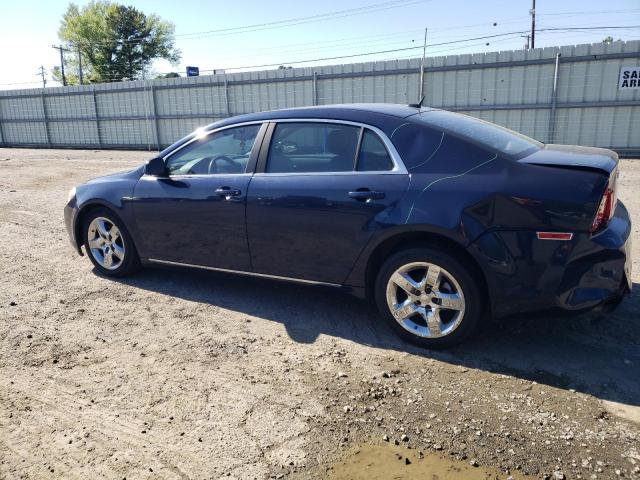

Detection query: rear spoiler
(518, 144), (618, 175)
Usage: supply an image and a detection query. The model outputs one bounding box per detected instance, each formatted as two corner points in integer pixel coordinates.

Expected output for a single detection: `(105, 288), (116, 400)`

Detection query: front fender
(69, 168), (143, 254)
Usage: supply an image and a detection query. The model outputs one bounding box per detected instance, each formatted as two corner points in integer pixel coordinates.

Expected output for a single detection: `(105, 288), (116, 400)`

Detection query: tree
(57, 1), (180, 83)
(155, 72), (180, 79)
(602, 36), (621, 45)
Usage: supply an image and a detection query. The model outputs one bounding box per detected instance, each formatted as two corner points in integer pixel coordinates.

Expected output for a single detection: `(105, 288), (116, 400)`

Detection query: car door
(132, 122), (266, 270)
(245, 120), (410, 284)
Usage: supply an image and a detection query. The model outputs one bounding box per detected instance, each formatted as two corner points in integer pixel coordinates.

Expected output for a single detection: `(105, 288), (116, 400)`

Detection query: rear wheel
(83, 208), (140, 277)
(375, 247), (482, 349)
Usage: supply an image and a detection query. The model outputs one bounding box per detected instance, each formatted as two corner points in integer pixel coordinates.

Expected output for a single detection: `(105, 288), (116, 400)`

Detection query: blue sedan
(64, 104), (632, 348)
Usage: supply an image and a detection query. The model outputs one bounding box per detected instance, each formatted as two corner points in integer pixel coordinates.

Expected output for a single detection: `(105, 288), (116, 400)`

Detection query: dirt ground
(0, 148), (639, 480)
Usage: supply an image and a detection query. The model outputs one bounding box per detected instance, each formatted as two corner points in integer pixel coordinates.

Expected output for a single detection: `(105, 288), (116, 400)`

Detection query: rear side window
(416, 110), (541, 158)
(357, 130), (394, 172)
(267, 123), (359, 173)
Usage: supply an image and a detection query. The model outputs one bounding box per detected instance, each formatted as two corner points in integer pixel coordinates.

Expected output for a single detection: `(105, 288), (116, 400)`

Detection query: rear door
(132, 123), (266, 270)
(245, 120), (409, 284)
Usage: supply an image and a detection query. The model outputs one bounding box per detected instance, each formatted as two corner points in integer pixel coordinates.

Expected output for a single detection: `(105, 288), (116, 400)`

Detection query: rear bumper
(469, 200), (632, 318)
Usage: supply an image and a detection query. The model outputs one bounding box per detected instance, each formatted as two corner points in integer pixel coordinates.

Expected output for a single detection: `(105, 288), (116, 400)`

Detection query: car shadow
(111, 266), (640, 410)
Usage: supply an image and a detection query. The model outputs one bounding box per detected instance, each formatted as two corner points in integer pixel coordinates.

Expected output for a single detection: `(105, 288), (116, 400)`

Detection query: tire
(83, 207), (140, 277)
(374, 247), (483, 349)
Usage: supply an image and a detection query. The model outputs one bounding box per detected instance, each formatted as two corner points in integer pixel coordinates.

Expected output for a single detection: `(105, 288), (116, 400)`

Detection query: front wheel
(83, 208), (140, 277)
(375, 247), (483, 349)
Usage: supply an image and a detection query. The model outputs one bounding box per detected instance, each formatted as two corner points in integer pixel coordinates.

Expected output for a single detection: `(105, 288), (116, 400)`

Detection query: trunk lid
(513, 144), (619, 232)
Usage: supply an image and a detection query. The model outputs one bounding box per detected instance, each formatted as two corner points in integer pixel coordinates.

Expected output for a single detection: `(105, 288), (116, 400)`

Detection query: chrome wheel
(87, 217), (125, 270)
(385, 262), (465, 338)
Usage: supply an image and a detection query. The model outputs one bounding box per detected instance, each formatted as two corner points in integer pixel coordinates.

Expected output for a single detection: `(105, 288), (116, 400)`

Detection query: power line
(203, 25), (640, 72)
(199, 32), (525, 72)
(34, 25), (640, 85)
(3, 24), (637, 87)
(538, 8), (640, 17)
(53, 1), (638, 50)
(64, 0), (431, 48)
(176, 0), (431, 38)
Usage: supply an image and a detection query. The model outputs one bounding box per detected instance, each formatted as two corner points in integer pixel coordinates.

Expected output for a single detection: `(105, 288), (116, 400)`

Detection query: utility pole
(418, 27), (428, 102)
(38, 66), (47, 88)
(77, 46), (84, 85)
(530, 0), (536, 49)
(51, 45), (71, 86)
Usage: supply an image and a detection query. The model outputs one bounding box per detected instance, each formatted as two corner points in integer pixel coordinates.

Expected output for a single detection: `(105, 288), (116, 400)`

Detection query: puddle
(327, 444), (533, 480)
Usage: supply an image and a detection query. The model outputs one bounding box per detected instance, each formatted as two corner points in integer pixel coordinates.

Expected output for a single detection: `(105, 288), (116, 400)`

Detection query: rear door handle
(214, 187), (242, 197)
(348, 190), (386, 201)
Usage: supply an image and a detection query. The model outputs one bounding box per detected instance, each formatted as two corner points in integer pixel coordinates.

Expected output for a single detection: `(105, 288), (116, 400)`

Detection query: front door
(132, 123), (265, 270)
(246, 121), (409, 284)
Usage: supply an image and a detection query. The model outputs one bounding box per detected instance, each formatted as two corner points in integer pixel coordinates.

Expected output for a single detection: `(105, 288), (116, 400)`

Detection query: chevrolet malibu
(64, 104), (632, 348)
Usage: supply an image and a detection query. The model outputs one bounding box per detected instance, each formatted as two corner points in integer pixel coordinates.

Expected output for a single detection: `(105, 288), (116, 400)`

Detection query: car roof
(160, 104), (439, 158)
(207, 103), (438, 130)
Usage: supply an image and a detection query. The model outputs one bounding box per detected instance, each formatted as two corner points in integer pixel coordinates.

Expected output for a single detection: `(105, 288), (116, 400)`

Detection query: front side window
(166, 124), (261, 175)
(266, 123), (360, 173)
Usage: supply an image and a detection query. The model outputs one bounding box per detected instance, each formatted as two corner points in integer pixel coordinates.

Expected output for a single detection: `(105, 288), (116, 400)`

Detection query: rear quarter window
(415, 110), (542, 159)
(389, 123), (443, 171)
(390, 121), (496, 174)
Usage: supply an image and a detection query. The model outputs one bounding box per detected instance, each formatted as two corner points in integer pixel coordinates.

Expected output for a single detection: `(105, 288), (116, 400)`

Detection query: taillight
(590, 185), (615, 234)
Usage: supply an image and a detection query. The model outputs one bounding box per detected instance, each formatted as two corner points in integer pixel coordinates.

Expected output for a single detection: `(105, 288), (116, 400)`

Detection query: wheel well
(74, 204), (114, 250)
(365, 232), (490, 305)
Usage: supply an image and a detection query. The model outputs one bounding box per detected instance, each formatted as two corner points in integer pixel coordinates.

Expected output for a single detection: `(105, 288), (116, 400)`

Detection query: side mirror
(145, 156), (167, 177)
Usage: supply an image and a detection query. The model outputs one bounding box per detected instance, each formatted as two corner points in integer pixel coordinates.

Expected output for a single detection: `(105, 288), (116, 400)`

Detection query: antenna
(409, 96), (425, 108)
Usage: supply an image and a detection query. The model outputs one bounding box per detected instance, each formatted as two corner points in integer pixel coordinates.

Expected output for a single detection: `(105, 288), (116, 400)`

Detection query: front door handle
(348, 190), (386, 201)
(215, 187), (242, 197)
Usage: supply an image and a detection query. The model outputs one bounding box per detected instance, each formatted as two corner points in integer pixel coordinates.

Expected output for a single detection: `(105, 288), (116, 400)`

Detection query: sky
(0, 0), (638, 89)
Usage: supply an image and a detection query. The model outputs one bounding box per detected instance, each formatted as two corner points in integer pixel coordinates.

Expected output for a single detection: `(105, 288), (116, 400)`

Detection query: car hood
(85, 165), (145, 184)
(518, 144), (618, 175)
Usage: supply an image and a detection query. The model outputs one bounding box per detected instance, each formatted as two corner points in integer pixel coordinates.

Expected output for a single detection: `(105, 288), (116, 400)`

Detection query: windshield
(415, 110), (542, 158)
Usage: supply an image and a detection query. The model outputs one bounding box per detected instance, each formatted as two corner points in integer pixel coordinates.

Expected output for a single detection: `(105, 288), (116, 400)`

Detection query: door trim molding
(147, 258), (342, 287)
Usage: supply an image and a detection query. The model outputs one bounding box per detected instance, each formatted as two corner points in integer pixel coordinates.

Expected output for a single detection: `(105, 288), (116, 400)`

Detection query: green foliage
(58, 1), (181, 83)
(51, 65), (80, 86)
(602, 36), (622, 45)
(156, 72), (181, 79)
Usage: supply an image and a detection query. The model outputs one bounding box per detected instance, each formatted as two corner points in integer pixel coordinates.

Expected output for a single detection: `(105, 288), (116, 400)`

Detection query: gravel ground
(0, 148), (639, 480)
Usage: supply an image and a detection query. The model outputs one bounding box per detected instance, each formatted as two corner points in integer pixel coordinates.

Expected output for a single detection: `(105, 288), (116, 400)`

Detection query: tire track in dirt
(4, 374), (198, 479)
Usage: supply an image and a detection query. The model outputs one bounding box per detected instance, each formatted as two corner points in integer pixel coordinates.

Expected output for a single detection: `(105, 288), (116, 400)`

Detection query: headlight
(67, 187), (76, 202)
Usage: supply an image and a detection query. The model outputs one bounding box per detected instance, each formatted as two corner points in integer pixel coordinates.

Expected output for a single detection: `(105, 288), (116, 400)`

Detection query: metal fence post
(0, 103), (5, 147)
(92, 88), (102, 148)
(224, 76), (231, 117)
(548, 53), (561, 144)
(41, 90), (52, 148)
(313, 72), (318, 106)
(150, 85), (161, 151)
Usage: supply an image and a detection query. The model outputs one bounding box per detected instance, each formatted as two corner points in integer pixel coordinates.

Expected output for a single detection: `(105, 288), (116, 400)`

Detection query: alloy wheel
(385, 261), (465, 338)
(87, 217), (125, 270)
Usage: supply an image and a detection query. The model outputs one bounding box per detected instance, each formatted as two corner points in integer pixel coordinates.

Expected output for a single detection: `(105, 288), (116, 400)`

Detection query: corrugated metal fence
(1, 40), (639, 155)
